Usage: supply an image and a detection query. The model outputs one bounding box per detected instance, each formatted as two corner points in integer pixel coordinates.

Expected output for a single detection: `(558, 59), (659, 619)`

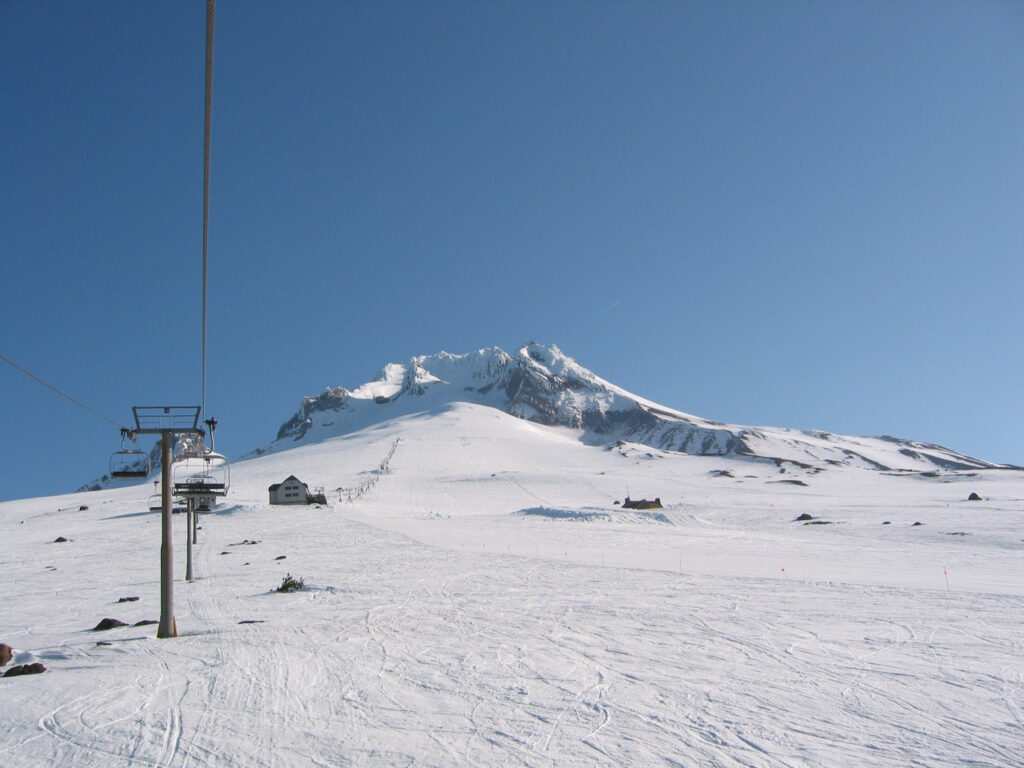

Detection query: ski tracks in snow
(32, 643), (187, 767)
(5, 498), (1024, 767)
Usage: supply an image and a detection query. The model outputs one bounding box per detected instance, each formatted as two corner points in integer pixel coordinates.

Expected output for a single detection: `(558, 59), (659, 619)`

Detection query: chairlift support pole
(131, 406), (203, 639)
(160, 433), (176, 635)
(185, 496), (195, 582)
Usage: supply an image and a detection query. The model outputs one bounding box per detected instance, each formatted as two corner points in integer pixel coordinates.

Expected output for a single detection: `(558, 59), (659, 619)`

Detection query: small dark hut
(622, 496), (663, 510)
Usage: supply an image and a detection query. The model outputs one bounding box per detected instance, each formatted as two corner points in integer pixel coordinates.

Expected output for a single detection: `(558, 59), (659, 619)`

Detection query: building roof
(268, 475), (307, 492)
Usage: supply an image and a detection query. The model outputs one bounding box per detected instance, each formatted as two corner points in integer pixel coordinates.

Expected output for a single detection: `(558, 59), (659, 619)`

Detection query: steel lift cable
(201, 0), (215, 427)
(0, 351), (127, 430)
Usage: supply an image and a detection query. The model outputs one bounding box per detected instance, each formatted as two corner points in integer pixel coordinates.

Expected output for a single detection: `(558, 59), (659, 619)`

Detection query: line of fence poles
(336, 438), (400, 503)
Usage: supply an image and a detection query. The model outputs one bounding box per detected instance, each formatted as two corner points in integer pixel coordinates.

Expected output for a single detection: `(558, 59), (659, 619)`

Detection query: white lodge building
(268, 475), (309, 505)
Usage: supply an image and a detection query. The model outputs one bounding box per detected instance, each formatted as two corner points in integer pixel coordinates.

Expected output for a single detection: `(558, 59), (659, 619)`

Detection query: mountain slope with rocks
(257, 342), (1012, 474)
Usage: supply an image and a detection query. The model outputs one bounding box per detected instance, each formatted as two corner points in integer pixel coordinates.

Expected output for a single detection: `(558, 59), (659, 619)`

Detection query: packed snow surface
(3, 403), (1023, 766)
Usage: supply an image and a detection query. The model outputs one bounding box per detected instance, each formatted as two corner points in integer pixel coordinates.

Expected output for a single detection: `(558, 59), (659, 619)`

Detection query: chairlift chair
(148, 493), (187, 512)
(172, 450), (230, 499)
(110, 429), (150, 479)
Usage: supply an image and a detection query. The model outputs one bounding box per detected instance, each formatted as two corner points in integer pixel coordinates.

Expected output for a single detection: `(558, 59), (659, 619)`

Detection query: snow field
(2, 403), (1022, 766)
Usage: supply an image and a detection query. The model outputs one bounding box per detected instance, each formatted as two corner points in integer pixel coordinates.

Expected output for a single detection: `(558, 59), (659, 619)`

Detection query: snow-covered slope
(3, 401), (1023, 767)
(258, 342), (1011, 474)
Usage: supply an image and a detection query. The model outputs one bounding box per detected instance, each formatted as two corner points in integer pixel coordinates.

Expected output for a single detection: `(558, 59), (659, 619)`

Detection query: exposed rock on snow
(3, 662), (45, 677)
(92, 618), (127, 631)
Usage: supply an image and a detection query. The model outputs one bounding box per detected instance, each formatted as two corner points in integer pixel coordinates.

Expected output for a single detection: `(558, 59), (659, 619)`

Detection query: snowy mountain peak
(518, 341), (580, 378)
(257, 343), (1012, 474)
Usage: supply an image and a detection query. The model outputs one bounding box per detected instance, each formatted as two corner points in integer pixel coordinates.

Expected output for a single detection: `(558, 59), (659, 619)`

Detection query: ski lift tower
(131, 406), (204, 638)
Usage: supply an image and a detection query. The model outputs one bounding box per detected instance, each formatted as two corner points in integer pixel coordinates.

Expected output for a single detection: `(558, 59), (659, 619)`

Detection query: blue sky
(2, 1), (1022, 502)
